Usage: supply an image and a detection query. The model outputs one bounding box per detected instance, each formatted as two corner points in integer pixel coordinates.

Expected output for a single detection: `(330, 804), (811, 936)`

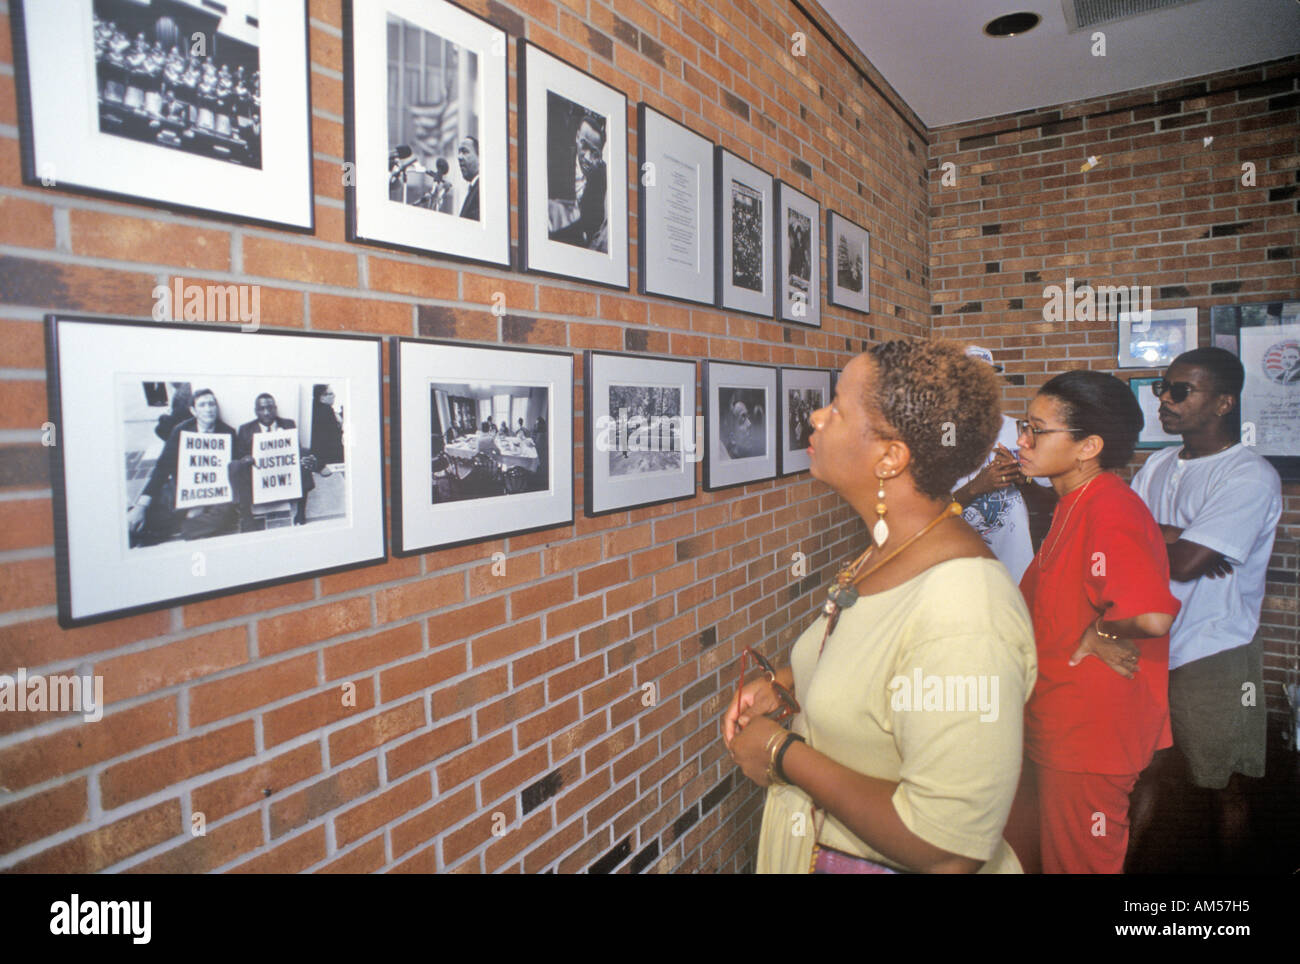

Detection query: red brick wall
(929, 57), (1300, 720)
(0, 0), (929, 872)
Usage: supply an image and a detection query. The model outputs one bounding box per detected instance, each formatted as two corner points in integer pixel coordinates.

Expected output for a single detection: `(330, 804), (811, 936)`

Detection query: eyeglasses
(1150, 379), (1211, 404)
(735, 647), (800, 724)
(1015, 418), (1077, 448)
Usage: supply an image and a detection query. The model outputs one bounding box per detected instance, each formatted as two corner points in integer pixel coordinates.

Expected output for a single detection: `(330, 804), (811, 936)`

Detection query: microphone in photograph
(389, 144), (426, 183)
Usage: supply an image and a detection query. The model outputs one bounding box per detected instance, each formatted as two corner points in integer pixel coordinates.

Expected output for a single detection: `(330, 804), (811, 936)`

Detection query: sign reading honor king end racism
(252, 429), (303, 504)
(176, 431), (233, 509)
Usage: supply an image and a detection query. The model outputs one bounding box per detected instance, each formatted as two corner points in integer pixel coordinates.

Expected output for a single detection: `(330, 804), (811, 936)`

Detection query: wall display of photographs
(1128, 377), (1182, 450)
(637, 105), (715, 305)
(392, 338), (574, 554)
(779, 367), (832, 474)
(715, 149), (774, 317)
(1211, 300), (1300, 480)
(343, 0), (509, 266)
(518, 41), (629, 288)
(826, 212), (870, 313)
(12, 0), (314, 230)
(774, 183), (821, 327)
(702, 361), (778, 491)
(584, 352), (697, 515)
(1117, 307), (1198, 369)
(45, 317), (385, 627)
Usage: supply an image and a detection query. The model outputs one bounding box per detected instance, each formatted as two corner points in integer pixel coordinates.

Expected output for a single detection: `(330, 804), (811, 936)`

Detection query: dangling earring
(872, 473), (889, 546)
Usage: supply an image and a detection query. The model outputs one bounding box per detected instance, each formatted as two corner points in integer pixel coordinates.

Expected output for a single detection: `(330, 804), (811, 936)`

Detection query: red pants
(1005, 760), (1139, 874)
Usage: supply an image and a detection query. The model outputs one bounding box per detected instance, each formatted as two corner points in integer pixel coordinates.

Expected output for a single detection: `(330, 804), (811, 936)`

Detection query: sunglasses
(735, 647), (801, 724)
(1150, 379), (1212, 404)
(1015, 418), (1076, 448)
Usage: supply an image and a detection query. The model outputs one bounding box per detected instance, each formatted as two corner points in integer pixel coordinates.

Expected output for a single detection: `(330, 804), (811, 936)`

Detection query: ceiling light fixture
(983, 12), (1042, 36)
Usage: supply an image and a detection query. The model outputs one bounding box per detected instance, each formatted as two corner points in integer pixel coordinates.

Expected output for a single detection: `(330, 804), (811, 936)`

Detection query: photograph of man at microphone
(386, 14), (481, 218)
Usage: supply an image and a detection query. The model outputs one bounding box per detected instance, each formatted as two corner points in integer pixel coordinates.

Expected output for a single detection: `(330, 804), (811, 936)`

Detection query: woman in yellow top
(722, 340), (1038, 873)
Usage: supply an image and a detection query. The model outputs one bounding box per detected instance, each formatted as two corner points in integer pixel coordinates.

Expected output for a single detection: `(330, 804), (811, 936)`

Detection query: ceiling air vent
(1062, 0), (1206, 31)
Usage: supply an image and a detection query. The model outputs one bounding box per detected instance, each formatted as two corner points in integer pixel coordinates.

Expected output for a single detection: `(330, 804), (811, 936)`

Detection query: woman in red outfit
(1005, 370), (1179, 874)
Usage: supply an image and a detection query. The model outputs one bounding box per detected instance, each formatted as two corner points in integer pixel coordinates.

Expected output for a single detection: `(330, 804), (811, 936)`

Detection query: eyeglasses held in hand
(735, 647), (801, 724)
(1015, 419), (1075, 448)
(1150, 379), (1211, 403)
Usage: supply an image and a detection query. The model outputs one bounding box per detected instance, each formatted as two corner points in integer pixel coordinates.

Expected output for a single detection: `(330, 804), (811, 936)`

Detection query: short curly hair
(864, 339), (1003, 500)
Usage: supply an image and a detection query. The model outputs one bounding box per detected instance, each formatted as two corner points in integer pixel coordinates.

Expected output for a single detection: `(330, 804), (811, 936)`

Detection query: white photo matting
(14, 0), (314, 229)
(778, 367), (831, 475)
(518, 41), (628, 288)
(392, 338), (574, 554)
(584, 351), (697, 515)
(703, 361), (778, 491)
(775, 183), (821, 327)
(1118, 307), (1198, 369)
(827, 211), (870, 313)
(637, 104), (714, 305)
(715, 149), (773, 317)
(46, 317), (385, 627)
(344, 0), (510, 266)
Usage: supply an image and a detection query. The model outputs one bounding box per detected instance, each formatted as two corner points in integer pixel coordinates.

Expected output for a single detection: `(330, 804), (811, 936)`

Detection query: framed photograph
(45, 316), (385, 627)
(779, 367), (832, 474)
(715, 149), (773, 317)
(1210, 300), (1300, 480)
(584, 351), (697, 516)
(1128, 377), (1182, 450)
(1118, 307), (1198, 369)
(517, 40), (628, 289)
(637, 105), (714, 305)
(343, 0), (509, 266)
(775, 183), (821, 327)
(392, 338), (574, 554)
(11, 0), (314, 231)
(826, 212), (870, 313)
(702, 361), (777, 491)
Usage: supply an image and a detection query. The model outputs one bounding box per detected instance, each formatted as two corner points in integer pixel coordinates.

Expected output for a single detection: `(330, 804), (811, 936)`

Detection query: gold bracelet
(1095, 615), (1120, 640)
(765, 731), (787, 785)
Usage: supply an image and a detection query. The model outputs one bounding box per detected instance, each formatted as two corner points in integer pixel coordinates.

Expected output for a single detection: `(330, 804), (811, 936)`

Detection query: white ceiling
(818, 0), (1300, 128)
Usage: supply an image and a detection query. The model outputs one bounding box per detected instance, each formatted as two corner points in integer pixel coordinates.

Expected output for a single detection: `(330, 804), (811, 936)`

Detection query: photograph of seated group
(4, 0), (1298, 905)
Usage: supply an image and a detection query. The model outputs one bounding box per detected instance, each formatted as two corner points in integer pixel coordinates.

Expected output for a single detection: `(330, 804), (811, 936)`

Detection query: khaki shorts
(1168, 637), (1266, 789)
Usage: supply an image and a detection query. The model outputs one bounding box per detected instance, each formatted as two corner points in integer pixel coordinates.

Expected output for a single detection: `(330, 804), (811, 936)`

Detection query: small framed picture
(45, 316), (386, 627)
(11, 0), (315, 230)
(703, 361), (778, 491)
(715, 149), (774, 317)
(774, 183), (821, 327)
(518, 40), (629, 289)
(778, 367), (831, 474)
(637, 104), (715, 305)
(391, 338), (574, 554)
(344, 0), (510, 266)
(584, 351), (697, 516)
(1118, 307), (1198, 369)
(827, 212), (870, 313)
(1128, 376), (1182, 450)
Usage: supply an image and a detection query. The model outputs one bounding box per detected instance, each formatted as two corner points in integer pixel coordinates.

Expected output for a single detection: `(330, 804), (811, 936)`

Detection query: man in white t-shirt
(952, 347), (1056, 585)
(1128, 347), (1282, 872)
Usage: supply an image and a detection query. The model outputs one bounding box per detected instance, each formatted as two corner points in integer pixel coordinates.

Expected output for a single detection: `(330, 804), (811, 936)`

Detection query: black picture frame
(584, 351), (698, 516)
(774, 182), (821, 327)
(715, 148), (774, 318)
(702, 360), (778, 491)
(778, 367), (832, 474)
(343, 0), (511, 267)
(45, 315), (386, 628)
(826, 211), (870, 314)
(391, 336), (575, 554)
(11, 0), (316, 232)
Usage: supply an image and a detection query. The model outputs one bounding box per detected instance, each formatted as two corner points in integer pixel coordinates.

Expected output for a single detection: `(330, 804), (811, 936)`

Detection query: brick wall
(0, 0), (929, 872)
(929, 57), (1300, 721)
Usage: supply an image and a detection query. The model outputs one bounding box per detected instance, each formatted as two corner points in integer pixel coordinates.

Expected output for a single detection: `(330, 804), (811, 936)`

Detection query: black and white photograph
(91, 0), (261, 167)
(393, 339), (574, 553)
(13, 0), (313, 229)
(430, 383), (549, 503)
(637, 104), (715, 305)
(45, 317), (386, 627)
(1118, 307), (1197, 369)
(715, 149), (773, 317)
(703, 361), (777, 491)
(827, 211), (871, 314)
(519, 41), (629, 288)
(778, 367), (832, 474)
(775, 182), (821, 326)
(345, 0), (509, 265)
(585, 352), (697, 516)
